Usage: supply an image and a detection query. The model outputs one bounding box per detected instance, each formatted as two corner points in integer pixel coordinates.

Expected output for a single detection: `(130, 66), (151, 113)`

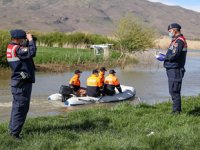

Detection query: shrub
(115, 15), (156, 53)
(0, 31), (10, 67)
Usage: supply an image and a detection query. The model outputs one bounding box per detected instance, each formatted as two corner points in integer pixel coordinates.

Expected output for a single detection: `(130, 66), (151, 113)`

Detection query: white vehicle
(48, 85), (136, 106)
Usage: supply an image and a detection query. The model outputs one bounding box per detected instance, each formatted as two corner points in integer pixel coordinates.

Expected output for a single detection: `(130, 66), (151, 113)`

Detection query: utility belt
(12, 72), (32, 88)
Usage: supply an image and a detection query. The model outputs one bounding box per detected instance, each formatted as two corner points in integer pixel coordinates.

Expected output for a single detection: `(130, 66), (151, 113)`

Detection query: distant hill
(0, 0), (200, 39)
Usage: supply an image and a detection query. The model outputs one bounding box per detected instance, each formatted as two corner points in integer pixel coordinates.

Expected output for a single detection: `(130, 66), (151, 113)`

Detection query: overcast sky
(148, 0), (200, 12)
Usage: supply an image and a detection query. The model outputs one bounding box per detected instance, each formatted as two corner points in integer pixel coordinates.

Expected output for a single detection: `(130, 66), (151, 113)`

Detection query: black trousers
(9, 82), (32, 136)
(166, 68), (185, 112)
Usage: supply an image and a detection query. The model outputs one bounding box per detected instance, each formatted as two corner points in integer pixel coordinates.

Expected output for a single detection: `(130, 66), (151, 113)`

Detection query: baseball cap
(92, 69), (99, 74)
(10, 29), (26, 39)
(109, 69), (116, 74)
(75, 70), (82, 74)
(100, 67), (107, 71)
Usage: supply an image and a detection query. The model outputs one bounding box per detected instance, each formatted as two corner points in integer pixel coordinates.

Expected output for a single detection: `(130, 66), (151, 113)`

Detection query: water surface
(0, 50), (200, 122)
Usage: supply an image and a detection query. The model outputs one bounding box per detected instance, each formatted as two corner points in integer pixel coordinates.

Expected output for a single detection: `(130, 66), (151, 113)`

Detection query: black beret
(74, 70), (82, 74)
(168, 23), (181, 30)
(92, 69), (99, 74)
(10, 29), (26, 39)
(109, 69), (116, 74)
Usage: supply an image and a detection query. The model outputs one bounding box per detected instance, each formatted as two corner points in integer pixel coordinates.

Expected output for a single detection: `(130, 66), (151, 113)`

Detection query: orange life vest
(98, 71), (105, 87)
(104, 74), (120, 86)
(69, 74), (81, 86)
(86, 74), (101, 97)
(87, 74), (100, 87)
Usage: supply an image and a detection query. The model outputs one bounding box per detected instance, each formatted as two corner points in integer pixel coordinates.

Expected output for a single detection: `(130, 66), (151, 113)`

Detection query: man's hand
(155, 52), (166, 61)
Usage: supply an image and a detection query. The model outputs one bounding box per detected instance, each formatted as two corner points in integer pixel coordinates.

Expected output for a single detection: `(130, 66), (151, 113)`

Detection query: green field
(1, 96), (200, 149)
(34, 46), (123, 66)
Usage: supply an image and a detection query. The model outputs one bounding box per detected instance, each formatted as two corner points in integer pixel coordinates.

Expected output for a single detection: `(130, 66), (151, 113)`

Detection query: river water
(0, 50), (200, 122)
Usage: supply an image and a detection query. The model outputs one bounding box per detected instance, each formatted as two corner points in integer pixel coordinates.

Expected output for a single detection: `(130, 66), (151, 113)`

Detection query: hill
(0, 0), (200, 39)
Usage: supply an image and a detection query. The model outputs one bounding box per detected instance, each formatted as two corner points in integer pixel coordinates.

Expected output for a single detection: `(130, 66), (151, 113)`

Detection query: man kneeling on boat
(104, 69), (122, 96)
(69, 70), (86, 96)
(86, 69), (103, 97)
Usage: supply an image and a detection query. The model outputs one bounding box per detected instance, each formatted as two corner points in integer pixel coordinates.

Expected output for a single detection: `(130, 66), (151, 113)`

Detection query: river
(0, 50), (200, 122)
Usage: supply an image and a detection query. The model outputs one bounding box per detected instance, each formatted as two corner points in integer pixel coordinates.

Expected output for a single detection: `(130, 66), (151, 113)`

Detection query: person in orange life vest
(98, 67), (107, 87)
(69, 69), (82, 92)
(69, 70), (86, 96)
(86, 69), (101, 97)
(104, 69), (122, 96)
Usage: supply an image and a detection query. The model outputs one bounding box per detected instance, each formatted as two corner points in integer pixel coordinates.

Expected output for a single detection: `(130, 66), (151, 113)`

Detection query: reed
(155, 36), (200, 50)
(34, 32), (115, 48)
(34, 46), (132, 72)
(35, 46), (108, 65)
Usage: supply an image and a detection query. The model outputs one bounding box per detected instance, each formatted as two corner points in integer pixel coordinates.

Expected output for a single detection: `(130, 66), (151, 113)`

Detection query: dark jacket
(164, 34), (187, 69)
(6, 41), (37, 86)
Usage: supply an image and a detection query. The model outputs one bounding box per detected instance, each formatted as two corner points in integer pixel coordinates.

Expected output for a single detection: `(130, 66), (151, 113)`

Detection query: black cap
(10, 29), (26, 39)
(168, 23), (181, 30)
(109, 69), (116, 74)
(75, 70), (82, 74)
(100, 67), (107, 71)
(92, 69), (99, 74)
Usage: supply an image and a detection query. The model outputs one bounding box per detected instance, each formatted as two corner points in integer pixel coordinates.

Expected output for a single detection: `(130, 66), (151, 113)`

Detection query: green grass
(1, 96), (200, 149)
(34, 46), (122, 66)
(34, 46), (101, 65)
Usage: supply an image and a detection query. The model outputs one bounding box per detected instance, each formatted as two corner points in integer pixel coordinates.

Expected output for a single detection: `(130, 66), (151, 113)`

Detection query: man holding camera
(6, 29), (37, 139)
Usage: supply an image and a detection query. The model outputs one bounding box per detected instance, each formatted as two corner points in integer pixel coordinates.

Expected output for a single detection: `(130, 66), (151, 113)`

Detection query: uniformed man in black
(7, 29), (37, 139)
(164, 23), (187, 114)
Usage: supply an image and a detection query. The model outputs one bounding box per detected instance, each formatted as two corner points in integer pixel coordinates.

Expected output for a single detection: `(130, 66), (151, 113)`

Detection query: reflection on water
(0, 50), (200, 122)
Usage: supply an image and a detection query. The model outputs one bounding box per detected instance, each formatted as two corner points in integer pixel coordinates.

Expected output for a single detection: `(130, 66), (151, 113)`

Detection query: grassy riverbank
(34, 46), (137, 72)
(1, 96), (200, 149)
(0, 46), (137, 72)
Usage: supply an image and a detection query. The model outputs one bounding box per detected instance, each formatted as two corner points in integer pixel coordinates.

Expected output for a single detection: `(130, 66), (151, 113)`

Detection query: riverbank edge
(0, 95), (200, 149)
(0, 56), (138, 72)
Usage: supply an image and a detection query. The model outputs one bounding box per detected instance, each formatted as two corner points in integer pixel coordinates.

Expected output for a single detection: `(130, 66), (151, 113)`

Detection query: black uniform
(164, 34), (187, 112)
(7, 29), (37, 138)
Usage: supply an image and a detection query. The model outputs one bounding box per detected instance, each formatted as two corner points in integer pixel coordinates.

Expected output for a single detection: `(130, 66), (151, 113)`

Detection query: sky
(148, 0), (200, 12)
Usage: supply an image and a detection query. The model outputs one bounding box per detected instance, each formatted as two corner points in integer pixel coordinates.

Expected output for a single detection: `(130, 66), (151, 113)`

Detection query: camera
(22, 35), (37, 47)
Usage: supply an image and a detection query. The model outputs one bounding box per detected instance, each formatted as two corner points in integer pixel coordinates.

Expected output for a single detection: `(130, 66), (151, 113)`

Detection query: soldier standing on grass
(6, 29), (37, 139)
(156, 23), (187, 114)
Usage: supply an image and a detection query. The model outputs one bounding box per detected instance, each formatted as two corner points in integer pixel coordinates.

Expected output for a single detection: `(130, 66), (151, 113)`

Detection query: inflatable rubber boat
(48, 85), (136, 106)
